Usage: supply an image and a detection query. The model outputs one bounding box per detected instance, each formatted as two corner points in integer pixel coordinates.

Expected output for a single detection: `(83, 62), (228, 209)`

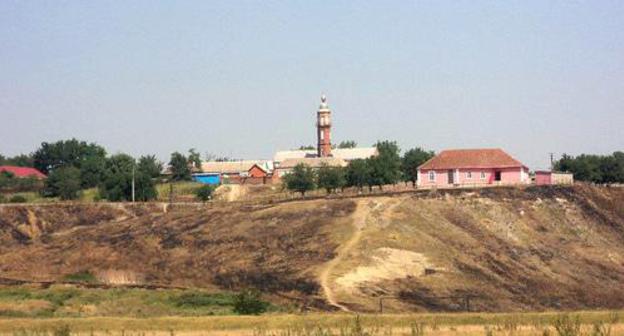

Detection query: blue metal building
(192, 173), (221, 185)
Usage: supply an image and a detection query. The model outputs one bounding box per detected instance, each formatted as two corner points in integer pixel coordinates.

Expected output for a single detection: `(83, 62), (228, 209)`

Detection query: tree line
(554, 151), (624, 184)
(0, 139), (208, 201)
(283, 141), (435, 196)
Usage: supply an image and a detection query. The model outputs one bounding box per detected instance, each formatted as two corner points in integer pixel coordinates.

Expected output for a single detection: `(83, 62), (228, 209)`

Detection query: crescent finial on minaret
(321, 94), (327, 103)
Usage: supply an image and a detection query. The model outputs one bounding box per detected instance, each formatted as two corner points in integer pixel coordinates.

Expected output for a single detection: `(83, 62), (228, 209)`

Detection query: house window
(428, 171), (435, 182)
(480, 171), (486, 179)
(466, 171), (472, 179)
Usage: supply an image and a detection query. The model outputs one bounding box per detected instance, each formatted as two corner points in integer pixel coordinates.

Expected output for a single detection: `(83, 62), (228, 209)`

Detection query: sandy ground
(318, 199), (372, 311)
(318, 198), (414, 311)
(336, 247), (432, 290)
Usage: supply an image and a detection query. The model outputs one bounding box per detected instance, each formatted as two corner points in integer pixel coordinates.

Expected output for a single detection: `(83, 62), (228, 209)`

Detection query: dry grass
(0, 311), (621, 335)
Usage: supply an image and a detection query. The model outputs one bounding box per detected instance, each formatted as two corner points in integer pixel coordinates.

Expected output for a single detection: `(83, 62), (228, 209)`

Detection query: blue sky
(1, 1), (623, 169)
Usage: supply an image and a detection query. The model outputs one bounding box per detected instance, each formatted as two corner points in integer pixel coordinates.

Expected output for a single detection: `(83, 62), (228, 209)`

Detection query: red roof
(0, 166), (46, 179)
(418, 149), (527, 170)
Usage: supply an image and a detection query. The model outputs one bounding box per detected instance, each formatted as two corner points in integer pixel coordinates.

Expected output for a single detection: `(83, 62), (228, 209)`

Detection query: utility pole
(131, 163), (136, 203)
(549, 152), (554, 171)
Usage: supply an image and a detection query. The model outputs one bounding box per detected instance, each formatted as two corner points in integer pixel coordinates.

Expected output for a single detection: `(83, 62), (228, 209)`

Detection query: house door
(494, 171), (502, 181)
(448, 170), (454, 184)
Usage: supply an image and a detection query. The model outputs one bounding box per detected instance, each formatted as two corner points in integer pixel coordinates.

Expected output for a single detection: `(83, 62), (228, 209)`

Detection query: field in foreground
(0, 311), (622, 335)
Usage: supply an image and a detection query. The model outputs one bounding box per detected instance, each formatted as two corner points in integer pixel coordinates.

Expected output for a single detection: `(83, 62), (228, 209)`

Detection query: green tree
(554, 151), (624, 184)
(169, 152), (192, 181)
(298, 145), (316, 150)
(337, 140), (357, 149)
(99, 154), (134, 201)
(0, 153), (34, 167)
(33, 139), (106, 174)
(188, 148), (202, 171)
(195, 184), (215, 202)
(43, 166), (82, 200)
(345, 159), (371, 190)
(283, 163), (316, 196)
(99, 154), (157, 202)
(138, 155), (163, 178)
(79, 155), (107, 188)
(0, 171), (14, 189)
(233, 289), (269, 315)
(134, 170), (158, 201)
(367, 140), (402, 189)
(402, 147), (435, 187)
(317, 163), (346, 194)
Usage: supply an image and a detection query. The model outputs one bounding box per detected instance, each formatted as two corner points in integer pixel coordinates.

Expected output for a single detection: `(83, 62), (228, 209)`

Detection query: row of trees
(2, 139), (209, 201)
(555, 152), (624, 184)
(0, 154), (34, 167)
(298, 140), (359, 151)
(284, 141), (434, 195)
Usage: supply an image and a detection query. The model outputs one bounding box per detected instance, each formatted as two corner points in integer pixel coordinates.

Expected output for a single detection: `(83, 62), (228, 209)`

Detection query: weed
(233, 289), (269, 315)
(52, 325), (70, 336)
(410, 322), (425, 336)
(553, 315), (581, 336)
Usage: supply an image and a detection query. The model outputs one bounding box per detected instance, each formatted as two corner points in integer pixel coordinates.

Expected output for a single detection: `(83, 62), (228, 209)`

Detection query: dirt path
(318, 199), (384, 312)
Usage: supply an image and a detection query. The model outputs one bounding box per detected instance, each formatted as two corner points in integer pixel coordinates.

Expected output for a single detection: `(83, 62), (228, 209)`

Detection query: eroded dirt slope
(1, 185), (623, 312)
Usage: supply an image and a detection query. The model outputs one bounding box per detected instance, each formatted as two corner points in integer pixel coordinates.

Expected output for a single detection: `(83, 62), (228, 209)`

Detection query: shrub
(195, 184), (215, 202)
(554, 315), (581, 336)
(9, 195), (27, 203)
(233, 289), (269, 315)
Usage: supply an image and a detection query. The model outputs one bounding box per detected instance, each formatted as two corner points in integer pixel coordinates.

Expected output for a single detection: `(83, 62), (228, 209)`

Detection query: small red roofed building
(417, 148), (529, 188)
(0, 166), (46, 179)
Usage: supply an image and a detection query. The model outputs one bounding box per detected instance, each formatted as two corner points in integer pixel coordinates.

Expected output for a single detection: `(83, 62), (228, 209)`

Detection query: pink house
(417, 149), (530, 188)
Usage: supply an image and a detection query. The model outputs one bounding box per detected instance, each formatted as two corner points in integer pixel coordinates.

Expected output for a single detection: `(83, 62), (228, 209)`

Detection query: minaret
(317, 94), (332, 157)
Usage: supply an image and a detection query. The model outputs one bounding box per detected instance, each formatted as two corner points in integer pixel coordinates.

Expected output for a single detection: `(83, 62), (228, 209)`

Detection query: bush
(9, 195), (27, 203)
(0, 194), (5, 203)
(233, 289), (269, 315)
(195, 184), (215, 202)
(554, 314), (581, 336)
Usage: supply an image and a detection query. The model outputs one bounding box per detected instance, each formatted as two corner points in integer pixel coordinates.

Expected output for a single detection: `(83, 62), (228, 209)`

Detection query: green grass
(0, 191), (49, 203)
(155, 181), (204, 201)
(0, 285), (261, 318)
(79, 188), (99, 202)
(62, 271), (97, 284)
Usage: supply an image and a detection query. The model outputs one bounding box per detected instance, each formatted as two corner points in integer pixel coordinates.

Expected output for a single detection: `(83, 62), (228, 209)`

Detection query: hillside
(0, 184), (623, 313)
